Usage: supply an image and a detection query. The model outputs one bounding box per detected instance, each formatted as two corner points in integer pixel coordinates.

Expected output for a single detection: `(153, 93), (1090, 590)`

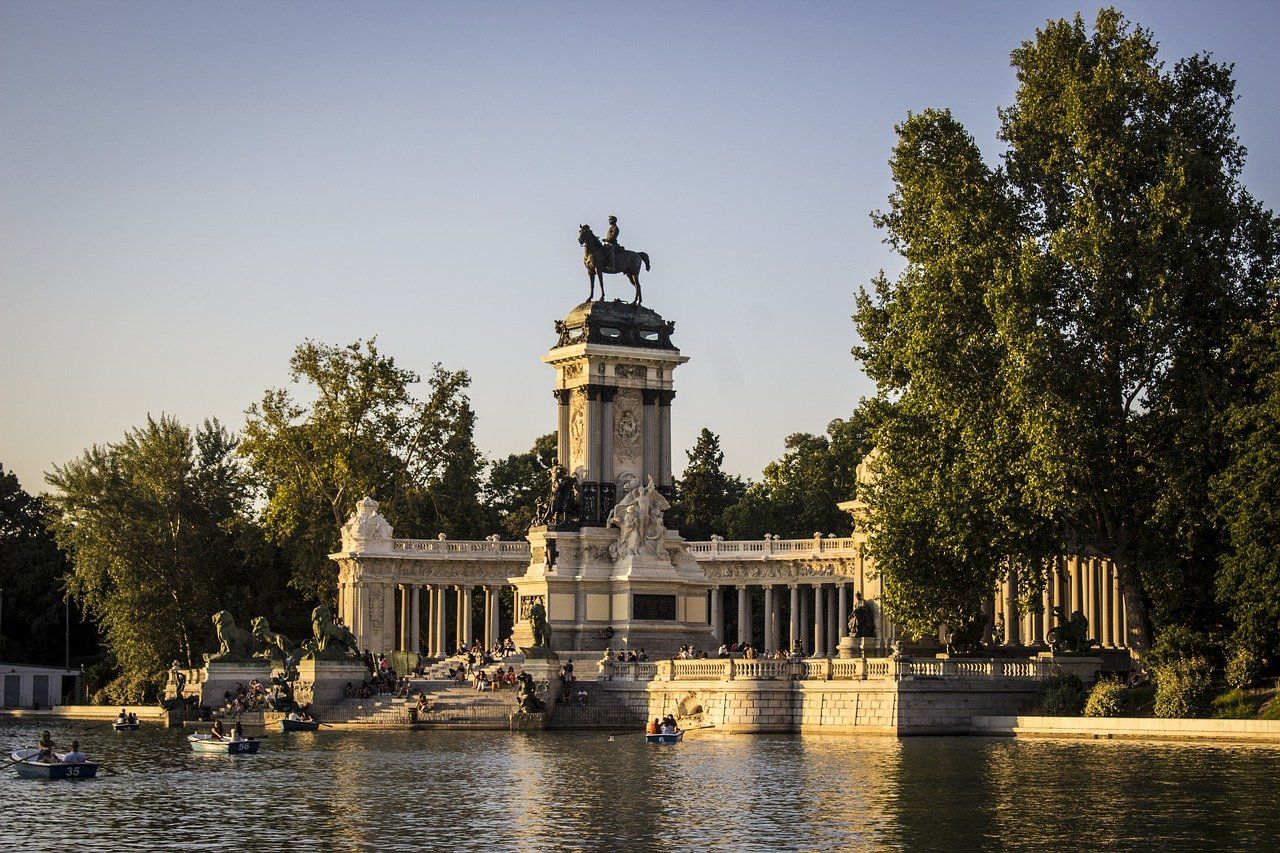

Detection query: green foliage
(1225, 645), (1263, 691)
(1038, 671), (1086, 716)
(1212, 319), (1280, 663)
(1210, 688), (1268, 720)
(45, 416), (296, 695)
(484, 433), (557, 539)
(1083, 679), (1127, 718)
(1259, 696), (1280, 721)
(673, 428), (746, 541)
(1153, 656), (1214, 718)
(1146, 625), (1211, 670)
(853, 8), (1280, 647)
(722, 414), (871, 539)
(0, 464), (98, 665)
(242, 339), (490, 602)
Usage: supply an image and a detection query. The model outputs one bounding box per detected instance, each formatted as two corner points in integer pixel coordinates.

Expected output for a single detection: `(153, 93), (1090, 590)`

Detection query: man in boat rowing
(210, 719), (226, 741)
(61, 741), (87, 764)
(116, 708), (127, 724)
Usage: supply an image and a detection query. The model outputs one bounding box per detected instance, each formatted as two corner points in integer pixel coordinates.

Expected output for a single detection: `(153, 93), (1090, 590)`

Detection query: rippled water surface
(3, 721), (1278, 850)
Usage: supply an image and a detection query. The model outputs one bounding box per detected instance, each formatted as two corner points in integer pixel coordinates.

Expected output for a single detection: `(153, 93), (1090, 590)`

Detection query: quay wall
(0, 705), (166, 722)
(972, 715), (1280, 743)
(596, 677), (1044, 735)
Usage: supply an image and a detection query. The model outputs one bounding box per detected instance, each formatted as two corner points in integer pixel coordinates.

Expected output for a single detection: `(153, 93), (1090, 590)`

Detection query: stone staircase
(311, 695), (411, 726)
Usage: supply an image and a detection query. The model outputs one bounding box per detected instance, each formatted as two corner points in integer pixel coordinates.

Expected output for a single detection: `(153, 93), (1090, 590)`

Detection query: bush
(1084, 679), (1126, 717)
(1146, 625), (1209, 670)
(1038, 671), (1086, 716)
(1153, 656), (1213, 719)
(1211, 688), (1261, 719)
(90, 670), (162, 706)
(1225, 646), (1262, 690)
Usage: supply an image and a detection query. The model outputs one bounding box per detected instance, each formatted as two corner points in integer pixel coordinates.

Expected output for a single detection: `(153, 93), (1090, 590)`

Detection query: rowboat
(112, 722), (140, 731)
(9, 749), (99, 780)
(280, 718), (320, 732)
(645, 730), (684, 744)
(188, 734), (262, 754)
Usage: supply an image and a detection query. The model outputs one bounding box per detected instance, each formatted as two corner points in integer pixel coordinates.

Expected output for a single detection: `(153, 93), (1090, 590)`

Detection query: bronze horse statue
(579, 224), (650, 304)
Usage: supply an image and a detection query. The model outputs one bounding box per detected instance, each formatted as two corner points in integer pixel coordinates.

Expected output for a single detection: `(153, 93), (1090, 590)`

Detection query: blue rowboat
(645, 731), (684, 744)
(112, 722), (140, 731)
(280, 718), (320, 732)
(188, 734), (262, 754)
(9, 749), (99, 780)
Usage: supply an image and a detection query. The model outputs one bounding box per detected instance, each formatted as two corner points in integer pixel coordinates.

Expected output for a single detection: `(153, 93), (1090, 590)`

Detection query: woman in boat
(210, 719), (226, 740)
(646, 718), (659, 735)
(128, 712), (137, 725)
(229, 722), (245, 743)
(36, 730), (56, 762)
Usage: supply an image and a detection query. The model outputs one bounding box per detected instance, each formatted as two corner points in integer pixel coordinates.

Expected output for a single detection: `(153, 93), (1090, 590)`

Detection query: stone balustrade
(599, 656), (1055, 683)
(383, 534), (862, 560)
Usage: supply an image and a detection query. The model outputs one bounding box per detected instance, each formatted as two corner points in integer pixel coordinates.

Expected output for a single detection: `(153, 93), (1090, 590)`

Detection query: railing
(393, 539), (530, 555)
(385, 535), (860, 560)
(605, 656), (1056, 684)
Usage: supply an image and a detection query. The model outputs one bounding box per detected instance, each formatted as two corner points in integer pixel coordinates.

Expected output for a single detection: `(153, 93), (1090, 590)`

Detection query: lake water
(2, 721), (1277, 850)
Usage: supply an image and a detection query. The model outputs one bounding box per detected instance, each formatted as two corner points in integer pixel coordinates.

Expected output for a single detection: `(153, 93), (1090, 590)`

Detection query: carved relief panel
(612, 388), (642, 476)
(569, 389), (587, 473)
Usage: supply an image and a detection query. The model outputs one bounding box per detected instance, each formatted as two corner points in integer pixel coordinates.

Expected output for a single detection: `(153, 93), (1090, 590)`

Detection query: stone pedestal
(1035, 652), (1106, 683)
(294, 658), (370, 707)
(196, 661), (273, 708)
(837, 636), (857, 660)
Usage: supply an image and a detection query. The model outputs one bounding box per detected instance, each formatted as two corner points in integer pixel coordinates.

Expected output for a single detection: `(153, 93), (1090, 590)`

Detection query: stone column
(382, 582), (396, 654)
(1085, 559), (1098, 646)
(827, 584), (839, 653)
(463, 586), (474, 648)
(737, 586), (751, 646)
(837, 583), (849, 642)
(1071, 557), (1084, 615)
(1039, 577), (1051, 648)
(352, 582), (366, 650)
(763, 585), (776, 651)
(1029, 581), (1045, 647)
(435, 586), (447, 657)
(553, 389), (571, 468)
(982, 588), (996, 645)
(1111, 567), (1124, 650)
(584, 385), (603, 484)
(800, 586), (811, 655)
(1003, 569), (1021, 646)
(642, 389), (659, 487)
(482, 587), (492, 648)
(710, 587), (723, 643)
(600, 386), (616, 485)
(411, 585), (421, 655)
(658, 390), (675, 489)
(813, 586), (827, 657)
(789, 585), (800, 653)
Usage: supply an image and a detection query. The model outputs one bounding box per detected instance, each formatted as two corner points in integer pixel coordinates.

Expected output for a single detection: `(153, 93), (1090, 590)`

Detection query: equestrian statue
(578, 216), (651, 304)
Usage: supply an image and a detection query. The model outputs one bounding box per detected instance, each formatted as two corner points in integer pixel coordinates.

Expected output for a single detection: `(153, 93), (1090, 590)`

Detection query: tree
(241, 339), (487, 603)
(672, 428), (746, 541)
(45, 416), (286, 701)
(722, 415), (871, 540)
(484, 433), (557, 539)
(854, 9), (1280, 646)
(0, 464), (98, 667)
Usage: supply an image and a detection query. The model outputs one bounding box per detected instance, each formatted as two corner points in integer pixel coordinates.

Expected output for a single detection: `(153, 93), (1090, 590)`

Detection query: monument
(509, 219), (715, 655)
(195, 610), (273, 709)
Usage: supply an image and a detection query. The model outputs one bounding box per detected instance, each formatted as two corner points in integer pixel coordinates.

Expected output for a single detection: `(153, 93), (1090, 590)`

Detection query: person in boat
(128, 711), (137, 725)
(646, 718), (659, 734)
(36, 730), (56, 762)
(61, 740), (87, 764)
(210, 719), (226, 741)
(287, 709), (302, 721)
(229, 722), (245, 743)
(116, 708), (128, 724)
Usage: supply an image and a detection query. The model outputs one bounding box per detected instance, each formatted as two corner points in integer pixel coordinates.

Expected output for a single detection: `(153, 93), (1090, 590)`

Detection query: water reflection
(2, 721), (1278, 851)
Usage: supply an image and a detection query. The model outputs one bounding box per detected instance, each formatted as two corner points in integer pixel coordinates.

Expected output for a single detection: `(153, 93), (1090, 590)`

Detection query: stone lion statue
(1047, 606), (1092, 654)
(302, 605), (361, 660)
(251, 617), (294, 666)
(204, 610), (256, 664)
(527, 601), (551, 650)
(515, 672), (545, 715)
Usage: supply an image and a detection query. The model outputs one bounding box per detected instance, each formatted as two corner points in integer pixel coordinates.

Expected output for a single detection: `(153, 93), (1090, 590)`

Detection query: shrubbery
(1083, 679), (1126, 717)
(1153, 657), (1214, 718)
(1038, 671), (1086, 716)
(1146, 625), (1210, 670)
(1225, 646), (1262, 690)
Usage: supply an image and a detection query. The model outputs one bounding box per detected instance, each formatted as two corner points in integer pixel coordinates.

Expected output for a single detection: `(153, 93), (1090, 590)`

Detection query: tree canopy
(484, 432), (557, 539)
(673, 428), (746, 541)
(853, 9), (1280, 646)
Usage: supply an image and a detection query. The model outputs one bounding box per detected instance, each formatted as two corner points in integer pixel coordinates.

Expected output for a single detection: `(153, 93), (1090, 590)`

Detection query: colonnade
(388, 584), (510, 657)
(991, 555), (1128, 649)
(708, 582), (878, 657)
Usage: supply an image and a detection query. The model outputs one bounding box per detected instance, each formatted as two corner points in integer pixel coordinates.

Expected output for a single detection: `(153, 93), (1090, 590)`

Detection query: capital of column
(656, 389), (676, 406)
(641, 388), (661, 405)
(552, 388), (571, 404)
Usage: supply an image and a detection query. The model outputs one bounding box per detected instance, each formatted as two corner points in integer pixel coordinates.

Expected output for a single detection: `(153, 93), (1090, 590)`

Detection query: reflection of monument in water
(510, 297), (715, 654)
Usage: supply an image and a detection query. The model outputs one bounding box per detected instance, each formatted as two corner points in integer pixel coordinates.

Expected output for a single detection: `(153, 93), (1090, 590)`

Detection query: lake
(2, 721), (1276, 850)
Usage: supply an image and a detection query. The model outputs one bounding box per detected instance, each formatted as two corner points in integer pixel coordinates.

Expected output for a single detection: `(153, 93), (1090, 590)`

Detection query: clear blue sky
(2, 1), (1278, 493)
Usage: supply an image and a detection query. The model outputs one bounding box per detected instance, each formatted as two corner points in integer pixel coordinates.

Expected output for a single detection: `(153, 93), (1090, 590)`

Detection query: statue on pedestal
(527, 601), (552, 650)
(578, 219), (651, 304)
(848, 592), (877, 639)
(607, 474), (670, 558)
(1046, 606), (1092, 654)
(943, 615), (987, 656)
(515, 672), (546, 714)
(250, 617), (295, 666)
(204, 611), (256, 664)
(301, 605), (362, 660)
(543, 465), (581, 526)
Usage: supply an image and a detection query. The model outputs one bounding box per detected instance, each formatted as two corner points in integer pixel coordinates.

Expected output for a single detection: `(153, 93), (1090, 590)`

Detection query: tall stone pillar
(1030, 581), (1045, 647)
(800, 586), (811, 655)
(1040, 577), (1051, 648)
(813, 586), (827, 657)
(554, 389), (571, 468)
(827, 585), (839, 653)
(1003, 570), (1021, 646)
(482, 587), (493, 648)
(411, 586), (421, 655)
(1071, 557), (1084, 615)
(658, 390), (675, 489)
(434, 586), (447, 657)
(462, 586), (474, 648)
(737, 586), (750, 646)
(642, 389), (660, 486)
(710, 588), (723, 643)
(1100, 563), (1115, 647)
(763, 585), (776, 651)
(599, 386), (617, 485)
(382, 582), (396, 653)
(837, 583), (849, 642)
(789, 585), (800, 652)
(1085, 559), (1098, 645)
(1111, 567), (1124, 650)
(352, 582), (366, 650)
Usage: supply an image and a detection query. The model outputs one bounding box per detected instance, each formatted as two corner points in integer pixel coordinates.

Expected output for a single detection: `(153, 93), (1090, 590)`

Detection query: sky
(2, 1), (1279, 494)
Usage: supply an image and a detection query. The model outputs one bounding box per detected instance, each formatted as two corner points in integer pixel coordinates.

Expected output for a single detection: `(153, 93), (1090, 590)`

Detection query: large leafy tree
(0, 464), (98, 666)
(723, 415), (871, 540)
(854, 9), (1279, 647)
(672, 428), (746, 541)
(45, 416), (287, 701)
(484, 433), (557, 540)
(241, 339), (488, 603)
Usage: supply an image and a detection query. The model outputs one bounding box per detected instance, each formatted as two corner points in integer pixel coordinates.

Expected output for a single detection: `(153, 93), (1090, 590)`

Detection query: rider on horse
(603, 215), (622, 271)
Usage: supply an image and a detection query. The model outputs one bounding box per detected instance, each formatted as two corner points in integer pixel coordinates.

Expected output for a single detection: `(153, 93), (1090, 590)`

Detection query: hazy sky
(2, 1), (1278, 494)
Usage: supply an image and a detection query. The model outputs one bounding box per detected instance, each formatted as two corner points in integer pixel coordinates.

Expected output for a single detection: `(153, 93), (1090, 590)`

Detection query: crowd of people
(114, 709), (138, 726)
(219, 680), (268, 713)
(715, 643), (801, 660)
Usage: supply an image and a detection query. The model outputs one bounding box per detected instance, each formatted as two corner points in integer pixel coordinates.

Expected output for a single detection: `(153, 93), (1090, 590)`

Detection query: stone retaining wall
(972, 715), (1280, 743)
